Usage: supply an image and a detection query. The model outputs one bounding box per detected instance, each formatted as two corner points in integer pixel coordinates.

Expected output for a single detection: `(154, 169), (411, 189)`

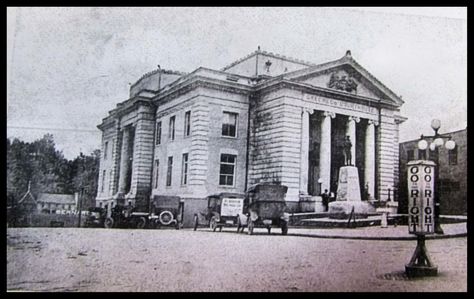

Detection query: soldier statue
(343, 136), (352, 166)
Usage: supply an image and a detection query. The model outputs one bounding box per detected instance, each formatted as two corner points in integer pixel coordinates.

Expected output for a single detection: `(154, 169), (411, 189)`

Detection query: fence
(14, 213), (87, 227)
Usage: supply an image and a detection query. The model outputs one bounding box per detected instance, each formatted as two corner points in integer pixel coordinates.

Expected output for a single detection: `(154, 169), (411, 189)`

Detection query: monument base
(328, 201), (376, 219)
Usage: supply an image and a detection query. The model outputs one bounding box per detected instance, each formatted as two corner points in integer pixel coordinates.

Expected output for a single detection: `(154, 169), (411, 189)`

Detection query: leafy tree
(70, 149), (100, 208)
(7, 134), (100, 212)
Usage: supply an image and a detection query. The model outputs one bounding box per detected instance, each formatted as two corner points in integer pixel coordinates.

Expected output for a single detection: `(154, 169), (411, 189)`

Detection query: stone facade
(96, 49), (406, 224)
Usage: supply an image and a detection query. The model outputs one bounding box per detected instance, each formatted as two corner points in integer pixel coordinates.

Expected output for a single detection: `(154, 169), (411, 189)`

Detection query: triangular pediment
(284, 55), (404, 106)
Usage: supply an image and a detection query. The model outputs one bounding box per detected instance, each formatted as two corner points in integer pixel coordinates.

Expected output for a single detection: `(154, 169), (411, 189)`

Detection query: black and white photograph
(6, 7), (467, 292)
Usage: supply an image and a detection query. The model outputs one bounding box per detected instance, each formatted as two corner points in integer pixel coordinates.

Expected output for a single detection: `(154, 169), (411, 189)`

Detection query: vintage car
(104, 205), (150, 229)
(245, 183), (290, 235)
(84, 207), (107, 228)
(149, 196), (185, 229)
(193, 192), (247, 232)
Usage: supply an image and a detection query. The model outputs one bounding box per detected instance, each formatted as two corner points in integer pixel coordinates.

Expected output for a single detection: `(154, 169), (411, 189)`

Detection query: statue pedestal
(328, 201), (375, 219)
(328, 166), (375, 219)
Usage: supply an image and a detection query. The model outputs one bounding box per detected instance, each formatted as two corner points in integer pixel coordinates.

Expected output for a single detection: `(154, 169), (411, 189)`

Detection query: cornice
(153, 75), (253, 105)
(254, 79), (398, 110)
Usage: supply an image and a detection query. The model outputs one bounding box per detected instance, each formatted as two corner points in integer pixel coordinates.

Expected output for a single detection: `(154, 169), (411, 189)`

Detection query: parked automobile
(85, 207), (107, 228)
(104, 205), (149, 229)
(193, 193), (247, 232)
(149, 196), (184, 229)
(245, 183), (290, 235)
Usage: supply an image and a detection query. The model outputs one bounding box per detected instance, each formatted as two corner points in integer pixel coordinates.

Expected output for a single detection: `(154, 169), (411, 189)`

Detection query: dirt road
(7, 227), (467, 292)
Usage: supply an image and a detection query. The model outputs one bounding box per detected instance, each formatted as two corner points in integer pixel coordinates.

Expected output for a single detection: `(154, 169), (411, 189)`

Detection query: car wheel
(104, 217), (114, 229)
(210, 216), (218, 232)
(159, 211), (174, 226)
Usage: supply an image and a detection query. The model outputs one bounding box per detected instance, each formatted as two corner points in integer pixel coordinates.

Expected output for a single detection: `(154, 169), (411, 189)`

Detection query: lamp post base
(405, 265), (438, 277)
(405, 235), (438, 277)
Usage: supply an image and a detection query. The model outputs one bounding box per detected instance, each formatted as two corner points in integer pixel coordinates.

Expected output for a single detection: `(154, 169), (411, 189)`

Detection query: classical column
(118, 128), (131, 194)
(319, 111), (335, 193)
(364, 119), (378, 200)
(345, 116), (360, 165)
(299, 108), (312, 194)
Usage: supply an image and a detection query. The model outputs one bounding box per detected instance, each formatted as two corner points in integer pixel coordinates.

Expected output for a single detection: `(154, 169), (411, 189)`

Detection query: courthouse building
(96, 49), (406, 224)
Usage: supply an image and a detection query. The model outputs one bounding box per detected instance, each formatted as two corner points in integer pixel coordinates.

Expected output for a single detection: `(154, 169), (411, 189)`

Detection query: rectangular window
(181, 153), (189, 185)
(219, 154), (236, 186)
(166, 156), (173, 186)
(407, 150), (414, 161)
(169, 116), (175, 141)
(104, 141), (109, 160)
(418, 149), (427, 160)
(154, 160), (159, 189)
(449, 147), (458, 165)
(111, 139), (115, 158)
(155, 121), (162, 145)
(154, 160), (160, 189)
(184, 111), (191, 137)
(109, 170), (112, 191)
(101, 170), (106, 192)
(222, 112), (238, 137)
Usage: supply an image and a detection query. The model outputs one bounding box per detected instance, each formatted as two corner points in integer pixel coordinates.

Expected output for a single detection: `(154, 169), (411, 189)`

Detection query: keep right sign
(407, 160), (436, 235)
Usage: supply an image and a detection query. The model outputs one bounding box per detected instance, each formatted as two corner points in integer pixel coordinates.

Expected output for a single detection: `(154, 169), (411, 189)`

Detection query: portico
(299, 103), (378, 200)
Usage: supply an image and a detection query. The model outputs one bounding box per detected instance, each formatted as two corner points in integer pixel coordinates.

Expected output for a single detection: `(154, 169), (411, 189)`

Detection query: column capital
(348, 116), (360, 123)
(368, 119), (379, 126)
(323, 111), (336, 118)
(302, 107), (314, 115)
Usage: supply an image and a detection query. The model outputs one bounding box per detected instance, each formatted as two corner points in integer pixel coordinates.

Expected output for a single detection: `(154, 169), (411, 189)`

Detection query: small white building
(36, 193), (79, 214)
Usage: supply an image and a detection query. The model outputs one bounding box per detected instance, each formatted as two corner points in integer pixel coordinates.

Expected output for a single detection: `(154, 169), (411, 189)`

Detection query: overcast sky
(7, 7), (467, 160)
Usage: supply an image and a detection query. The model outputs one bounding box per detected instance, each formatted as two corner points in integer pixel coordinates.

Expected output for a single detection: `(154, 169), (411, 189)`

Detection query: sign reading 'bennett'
(407, 160), (436, 234)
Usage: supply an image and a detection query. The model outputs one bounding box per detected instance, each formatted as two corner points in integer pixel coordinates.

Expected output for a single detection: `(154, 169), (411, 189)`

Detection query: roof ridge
(347, 58), (403, 103)
(221, 50), (259, 71)
(221, 49), (316, 72)
(259, 50), (316, 67)
(131, 68), (188, 89)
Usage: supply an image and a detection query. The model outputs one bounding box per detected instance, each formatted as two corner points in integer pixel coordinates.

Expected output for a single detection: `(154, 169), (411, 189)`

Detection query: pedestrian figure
(321, 189), (330, 211)
(343, 136), (352, 166)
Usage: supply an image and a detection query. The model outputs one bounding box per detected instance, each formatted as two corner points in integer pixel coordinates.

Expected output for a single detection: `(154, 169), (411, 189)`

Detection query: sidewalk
(286, 222), (467, 240)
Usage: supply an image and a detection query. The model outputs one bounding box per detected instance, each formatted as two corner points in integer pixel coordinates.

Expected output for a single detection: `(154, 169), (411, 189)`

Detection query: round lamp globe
(445, 140), (456, 150)
(434, 138), (444, 147)
(418, 139), (428, 150)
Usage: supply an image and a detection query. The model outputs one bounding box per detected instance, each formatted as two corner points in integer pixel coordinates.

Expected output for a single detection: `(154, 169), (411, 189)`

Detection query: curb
(188, 227), (467, 241)
(286, 232), (468, 241)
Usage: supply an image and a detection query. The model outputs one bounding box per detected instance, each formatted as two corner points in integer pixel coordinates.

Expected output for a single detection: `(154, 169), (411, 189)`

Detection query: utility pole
(77, 187), (84, 228)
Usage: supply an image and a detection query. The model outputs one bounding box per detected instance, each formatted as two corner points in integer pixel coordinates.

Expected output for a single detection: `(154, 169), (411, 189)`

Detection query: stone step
(295, 215), (391, 228)
(292, 214), (467, 228)
(298, 216), (383, 228)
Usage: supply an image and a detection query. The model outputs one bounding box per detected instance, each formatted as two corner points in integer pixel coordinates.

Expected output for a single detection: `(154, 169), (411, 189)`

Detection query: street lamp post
(417, 119), (456, 234)
(77, 187), (84, 228)
(317, 178), (323, 195)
